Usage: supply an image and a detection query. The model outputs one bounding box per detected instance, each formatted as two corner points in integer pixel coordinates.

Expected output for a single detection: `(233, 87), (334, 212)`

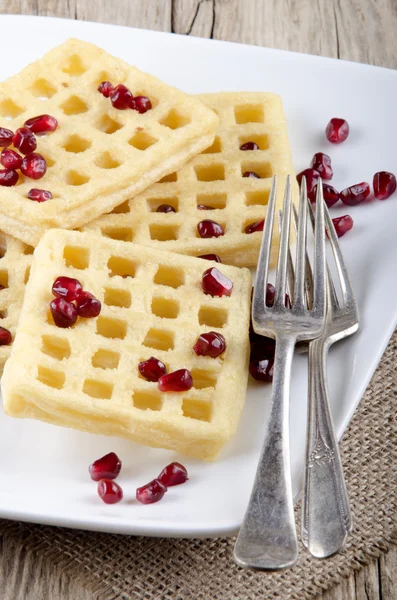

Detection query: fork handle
(302, 337), (352, 558)
(234, 334), (298, 570)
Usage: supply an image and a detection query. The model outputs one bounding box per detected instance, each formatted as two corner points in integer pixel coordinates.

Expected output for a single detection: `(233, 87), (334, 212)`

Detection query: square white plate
(0, 14), (396, 538)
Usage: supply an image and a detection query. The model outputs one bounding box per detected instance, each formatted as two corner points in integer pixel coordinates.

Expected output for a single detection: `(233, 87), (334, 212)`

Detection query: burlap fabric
(0, 330), (395, 600)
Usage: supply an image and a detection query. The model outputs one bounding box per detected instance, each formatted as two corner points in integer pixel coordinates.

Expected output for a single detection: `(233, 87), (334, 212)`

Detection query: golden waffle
(83, 92), (298, 267)
(0, 232), (33, 371)
(0, 39), (219, 246)
(2, 230), (251, 460)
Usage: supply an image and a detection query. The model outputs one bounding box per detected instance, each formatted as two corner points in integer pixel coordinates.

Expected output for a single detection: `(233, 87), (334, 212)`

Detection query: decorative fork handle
(234, 334), (298, 570)
(302, 337), (353, 558)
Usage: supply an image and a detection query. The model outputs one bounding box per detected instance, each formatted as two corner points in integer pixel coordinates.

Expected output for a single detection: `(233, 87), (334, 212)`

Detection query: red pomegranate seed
(0, 127), (14, 148)
(240, 141), (259, 151)
(13, 127), (37, 154)
(310, 152), (333, 180)
(24, 114), (58, 136)
(297, 168), (320, 197)
(197, 204), (215, 210)
(158, 369), (193, 392)
(156, 204), (176, 213)
(28, 188), (52, 202)
(110, 84), (134, 110)
(132, 96), (152, 114)
(0, 326), (12, 346)
(263, 283), (291, 308)
(136, 478), (167, 504)
(311, 183), (340, 207)
(20, 153), (47, 180)
(158, 462), (188, 487)
(245, 219), (264, 234)
(326, 118), (349, 144)
(52, 276), (82, 302)
(97, 479), (123, 504)
(340, 182), (370, 206)
(249, 357), (275, 382)
(138, 356), (167, 382)
(198, 254), (221, 262)
(97, 81), (114, 98)
(1, 148), (22, 170)
(50, 297), (78, 328)
(197, 220), (224, 238)
(76, 292), (101, 318)
(193, 331), (226, 358)
(332, 215), (353, 238)
(373, 171), (396, 200)
(0, 169), (18, 186)
(202, 267), (233, 297)
(243, 171), (261, 178)
(89, 452), (122, 481)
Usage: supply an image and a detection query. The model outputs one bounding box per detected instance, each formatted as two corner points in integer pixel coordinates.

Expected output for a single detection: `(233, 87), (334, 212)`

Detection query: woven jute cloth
(0, 331), (396, 600)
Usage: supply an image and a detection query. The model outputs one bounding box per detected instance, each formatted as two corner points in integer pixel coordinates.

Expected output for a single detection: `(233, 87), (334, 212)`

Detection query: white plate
(0, 15), (396, 538)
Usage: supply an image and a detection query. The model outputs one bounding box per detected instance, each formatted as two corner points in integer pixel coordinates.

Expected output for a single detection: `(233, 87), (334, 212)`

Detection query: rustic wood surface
(0, 1), (395, 599)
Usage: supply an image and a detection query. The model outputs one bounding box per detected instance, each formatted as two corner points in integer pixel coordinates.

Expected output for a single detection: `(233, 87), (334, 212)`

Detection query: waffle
(0, 232), (33, 371)
(2, 230), (252, 460)
(83, 92), (298, 267)
(0, 39), (219, 247)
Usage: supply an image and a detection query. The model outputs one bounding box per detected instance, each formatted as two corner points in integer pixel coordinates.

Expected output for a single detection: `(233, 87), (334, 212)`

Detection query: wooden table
(0, 1), (395, 598)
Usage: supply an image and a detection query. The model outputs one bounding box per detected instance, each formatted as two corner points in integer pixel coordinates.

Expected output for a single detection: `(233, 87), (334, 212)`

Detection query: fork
(234, 176), (327, 570)
(301, 200), (359, 558)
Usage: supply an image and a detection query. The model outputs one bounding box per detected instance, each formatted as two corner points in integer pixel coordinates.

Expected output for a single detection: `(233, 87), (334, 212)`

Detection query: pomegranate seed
(340, 182), (370, 206)
(89, 452), (122, 481)
(0, 327), (12, 346)
(28, 188), (52, 202)
(193, 331), (226, 358)
(24, 114), (58, 136)
(326, 118), (349, 144)
(245, 219), (264, 234)
(249, 357), (275, 382)
(138, 357), (167, 382)
(202, 267), (233, 297)
(0, 127), (14, 147)
(97, 479), (123, 504)
(0, 169), (18, 186)
(13, 127), (37, 154)
(310, 153), (333, 180)
(158, 369), (193, 392)
(373, 171), (396, 200)
(197, 204), (215, 210)
(1, 148), (22, 170)
(50, 297), (78, 328)
(132, 96), (152, 114)
(20, 153), (47, 180)
(198, 254), (221, 262)
(243, 171), (261, 178)
(311, 183), (340, 207)
(197, 220), (224, 238)
(76, 292), (101, 318)
(156, 204), (176, 213)
(158, 462), (188, 487)
(297, 168), (320, 197)
(136, 478), (167, 504)
(52, 276), (82, 302)
(240, 141), (259, 151)
(97, 81), (114, 98)
(263, 283), (291, 308)
(110, 84), (133, 110)
(332, 215), (353, 238)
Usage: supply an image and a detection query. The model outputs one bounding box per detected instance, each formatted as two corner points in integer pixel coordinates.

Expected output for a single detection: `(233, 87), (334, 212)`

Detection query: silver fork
(234, 176), (327, 570)
(301, 200), (359, 558)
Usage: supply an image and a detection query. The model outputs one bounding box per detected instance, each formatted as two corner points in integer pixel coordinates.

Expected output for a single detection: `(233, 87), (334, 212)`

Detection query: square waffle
(2, 230), (252, 460)
(0, 39), (219, 247)
(83, 92), (298, 267)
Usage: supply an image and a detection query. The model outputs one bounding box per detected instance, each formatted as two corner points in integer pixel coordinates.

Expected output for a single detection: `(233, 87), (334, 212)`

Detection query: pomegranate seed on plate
(13, 127), (37, 154)
(0, 169), (18, 186)
(197, 220), (224, 238)
(265, 283), (276, 307)
(156, 204), (176, 213)
(198, 254), (221, 262)
(136, 478), (167, 504)
(297, 168), (320, 197)
(97, 479), (123, 504)
(24, 114), (58, 135)
(158, 462), (188, 487)
(138, 356), (167, 382)
(0, 327), (12, 346)
(89, 452), (122, 481)
(243, 171), (261, 178)
(202, 267), (233, 297)
(340, 182), (370, 206)
(1, 148), (22, 170)
(52, 276), (83, 302)
(332, 215), (353, 238)
(240, 141), (259, 151)
(76, 291), (101, 318)
(158, 369), (193, 392)
(373, 171), (396, 200)
(0, 127), (14, 148)
(249, 357), (275, 382)
(193, 331), (226, 358)
(97, 81), (114, 98)
(245, 219), (264, 234)
(50, 297), (78, 328)
(20, 153), (47, 180)
(197, 204), (215, 210)
(110, 84), (134, 110)
(132, 96), (152, 114)
(311, 183), (340, 207)
(28, 188), (53, 202)
(325, 118), (349, 144)
(310, 152), (333, 180)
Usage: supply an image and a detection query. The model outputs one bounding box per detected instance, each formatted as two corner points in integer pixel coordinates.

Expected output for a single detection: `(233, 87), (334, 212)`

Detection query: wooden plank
(354, 558), (381, 600)
(379, 544), (397, 600)
(319, 573), (357, 600)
